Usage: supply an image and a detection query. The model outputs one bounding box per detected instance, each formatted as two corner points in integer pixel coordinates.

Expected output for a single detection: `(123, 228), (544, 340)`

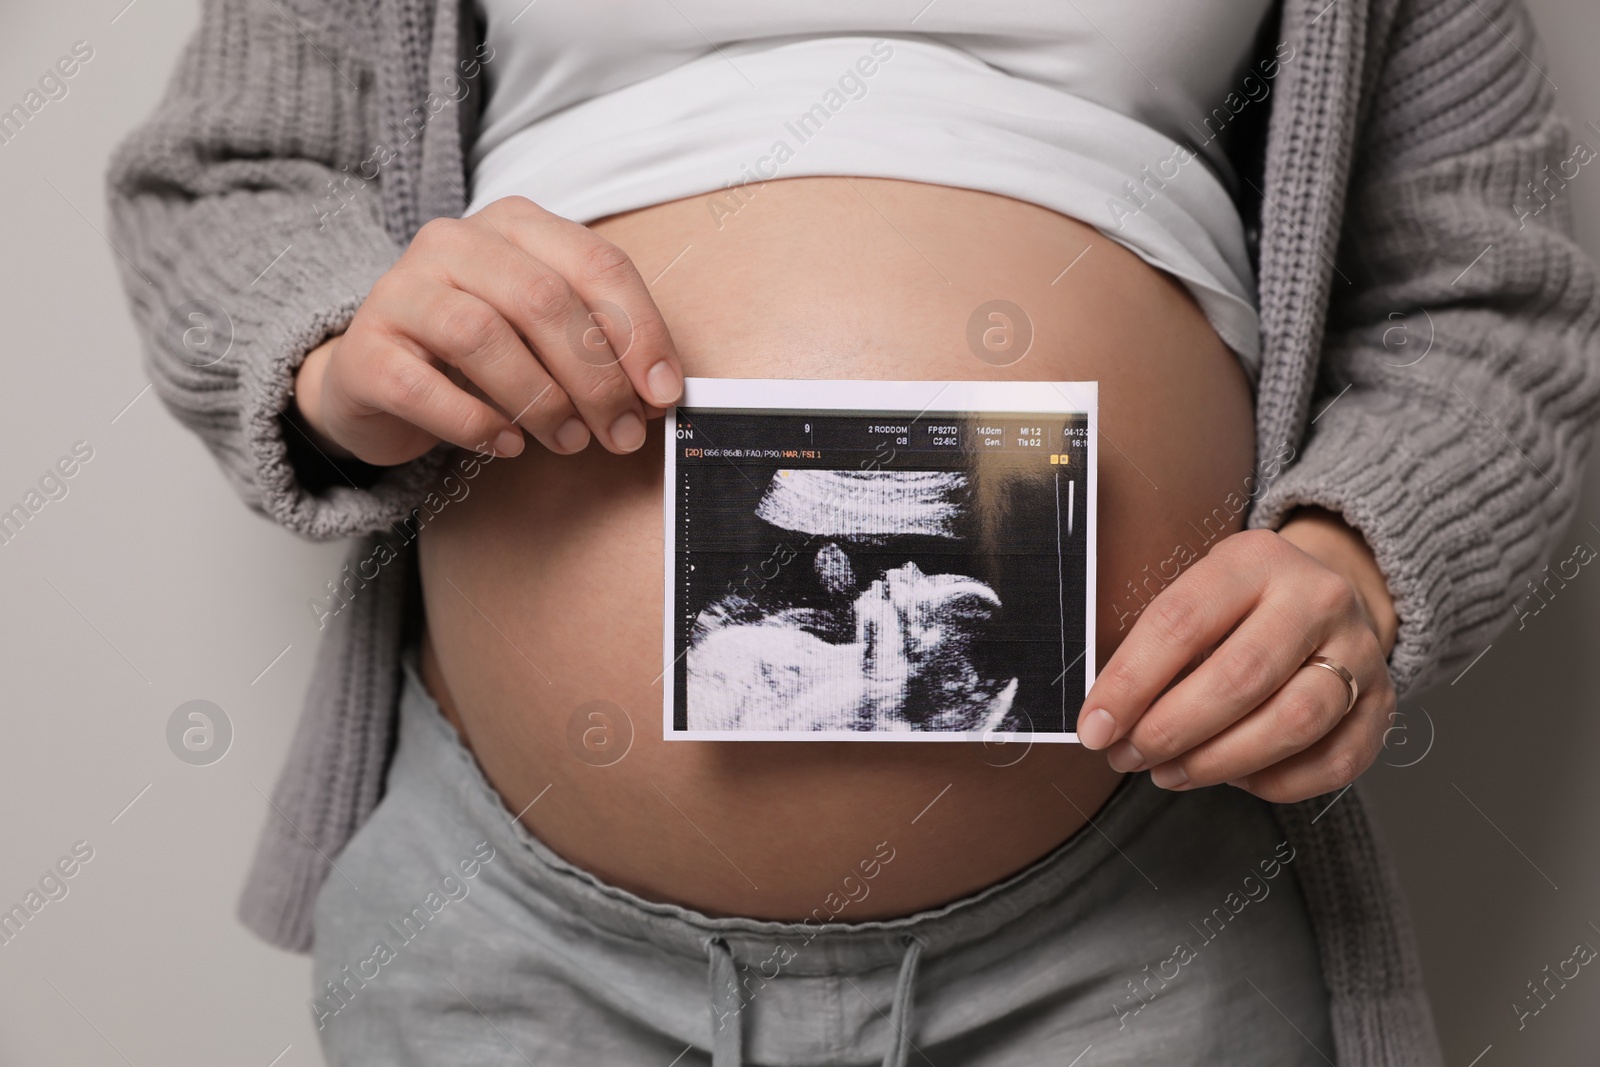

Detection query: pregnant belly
(416, 177), (1256, 921)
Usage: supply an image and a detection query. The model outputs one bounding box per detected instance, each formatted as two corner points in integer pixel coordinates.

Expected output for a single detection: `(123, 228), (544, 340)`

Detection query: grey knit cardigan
(105, 0), (1600, 1061)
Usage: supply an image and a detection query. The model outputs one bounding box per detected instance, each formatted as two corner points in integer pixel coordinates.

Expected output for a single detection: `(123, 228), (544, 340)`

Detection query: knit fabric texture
(103, 0), (1600, 1063)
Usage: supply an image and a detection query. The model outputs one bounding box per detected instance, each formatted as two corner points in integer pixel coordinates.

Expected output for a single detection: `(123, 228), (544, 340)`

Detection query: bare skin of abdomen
(417, 177), (1256, 921)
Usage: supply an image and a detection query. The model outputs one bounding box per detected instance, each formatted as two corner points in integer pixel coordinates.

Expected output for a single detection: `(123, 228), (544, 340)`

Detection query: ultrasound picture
(673, 441), (1087, 738)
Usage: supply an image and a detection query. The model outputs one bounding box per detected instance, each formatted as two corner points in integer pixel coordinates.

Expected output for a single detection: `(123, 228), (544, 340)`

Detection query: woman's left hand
(1075, 507), (1400, 803)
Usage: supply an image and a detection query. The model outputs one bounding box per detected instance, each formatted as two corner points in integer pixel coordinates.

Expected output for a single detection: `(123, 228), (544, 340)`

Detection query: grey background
(0, 1), (1594, 1063)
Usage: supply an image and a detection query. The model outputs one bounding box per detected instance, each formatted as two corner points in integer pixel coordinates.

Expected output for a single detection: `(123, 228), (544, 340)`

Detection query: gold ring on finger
(1302, 654), (1358, 716)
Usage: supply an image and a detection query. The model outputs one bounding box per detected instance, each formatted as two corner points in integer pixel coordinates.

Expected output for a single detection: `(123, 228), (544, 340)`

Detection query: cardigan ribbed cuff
(234, 216), (461, 541)
(1248, 106), (1600, 699)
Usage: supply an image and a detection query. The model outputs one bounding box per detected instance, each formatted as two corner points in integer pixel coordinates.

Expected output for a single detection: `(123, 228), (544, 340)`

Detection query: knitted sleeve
(103, 0), (455, 540)
(1249, 0), (1600, 696)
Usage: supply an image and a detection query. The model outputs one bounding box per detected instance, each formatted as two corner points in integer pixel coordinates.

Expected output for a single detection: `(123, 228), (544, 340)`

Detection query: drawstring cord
(883, 935), (924, 1067)
(707, 936), (742, 1067)
(705, 933), (925, 1067)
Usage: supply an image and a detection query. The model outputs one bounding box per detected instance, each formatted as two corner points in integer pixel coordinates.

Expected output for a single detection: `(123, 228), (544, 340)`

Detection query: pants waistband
(394, 641), (1176, 976)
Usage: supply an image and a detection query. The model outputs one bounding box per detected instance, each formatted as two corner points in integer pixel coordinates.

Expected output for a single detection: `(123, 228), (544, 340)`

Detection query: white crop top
(465, 0), (1277, 381)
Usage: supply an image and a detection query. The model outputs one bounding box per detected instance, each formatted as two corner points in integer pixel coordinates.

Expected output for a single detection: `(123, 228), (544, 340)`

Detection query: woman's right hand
(291, 195), (685, 465)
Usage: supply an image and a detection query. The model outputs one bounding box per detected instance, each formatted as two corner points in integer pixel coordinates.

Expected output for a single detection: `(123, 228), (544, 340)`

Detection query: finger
(1148, 627), (1388, 790)
(411, 214), (645, 454)
(380, 273), (590, 454)
(480, 196), (684, 407)
(1108, 566), (1361, 773)
(1224, 672), (1392, 804)
(335, 339), (530, 462)
(1076, 531), (1276, 751)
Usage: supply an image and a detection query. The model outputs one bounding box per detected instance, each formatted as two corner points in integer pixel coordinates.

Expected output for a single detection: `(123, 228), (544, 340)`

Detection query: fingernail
(647, 361), (682, 405)
(494, 428), (524, 457)
(1077, 707), (1116, 749)
(555, 417), (589, 452)
(610, 411), (645, 452)
(1150, 763), (1190, 790)
(1106, 739), (1146, 773)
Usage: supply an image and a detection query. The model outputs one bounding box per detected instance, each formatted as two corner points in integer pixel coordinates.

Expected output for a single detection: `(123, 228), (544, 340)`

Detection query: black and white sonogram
(662, 379), (1097, 742)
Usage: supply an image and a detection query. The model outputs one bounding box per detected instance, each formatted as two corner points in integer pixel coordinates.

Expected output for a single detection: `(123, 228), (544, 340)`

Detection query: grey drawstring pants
(309, 646), (1333, 1066)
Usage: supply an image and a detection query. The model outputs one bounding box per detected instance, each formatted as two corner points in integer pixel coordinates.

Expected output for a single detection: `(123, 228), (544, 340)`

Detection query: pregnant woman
(107, 0), (1600, 1064)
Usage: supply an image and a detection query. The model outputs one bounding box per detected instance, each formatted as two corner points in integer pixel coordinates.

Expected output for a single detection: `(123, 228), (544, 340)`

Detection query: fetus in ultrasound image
(681, 463), (1074, 735)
